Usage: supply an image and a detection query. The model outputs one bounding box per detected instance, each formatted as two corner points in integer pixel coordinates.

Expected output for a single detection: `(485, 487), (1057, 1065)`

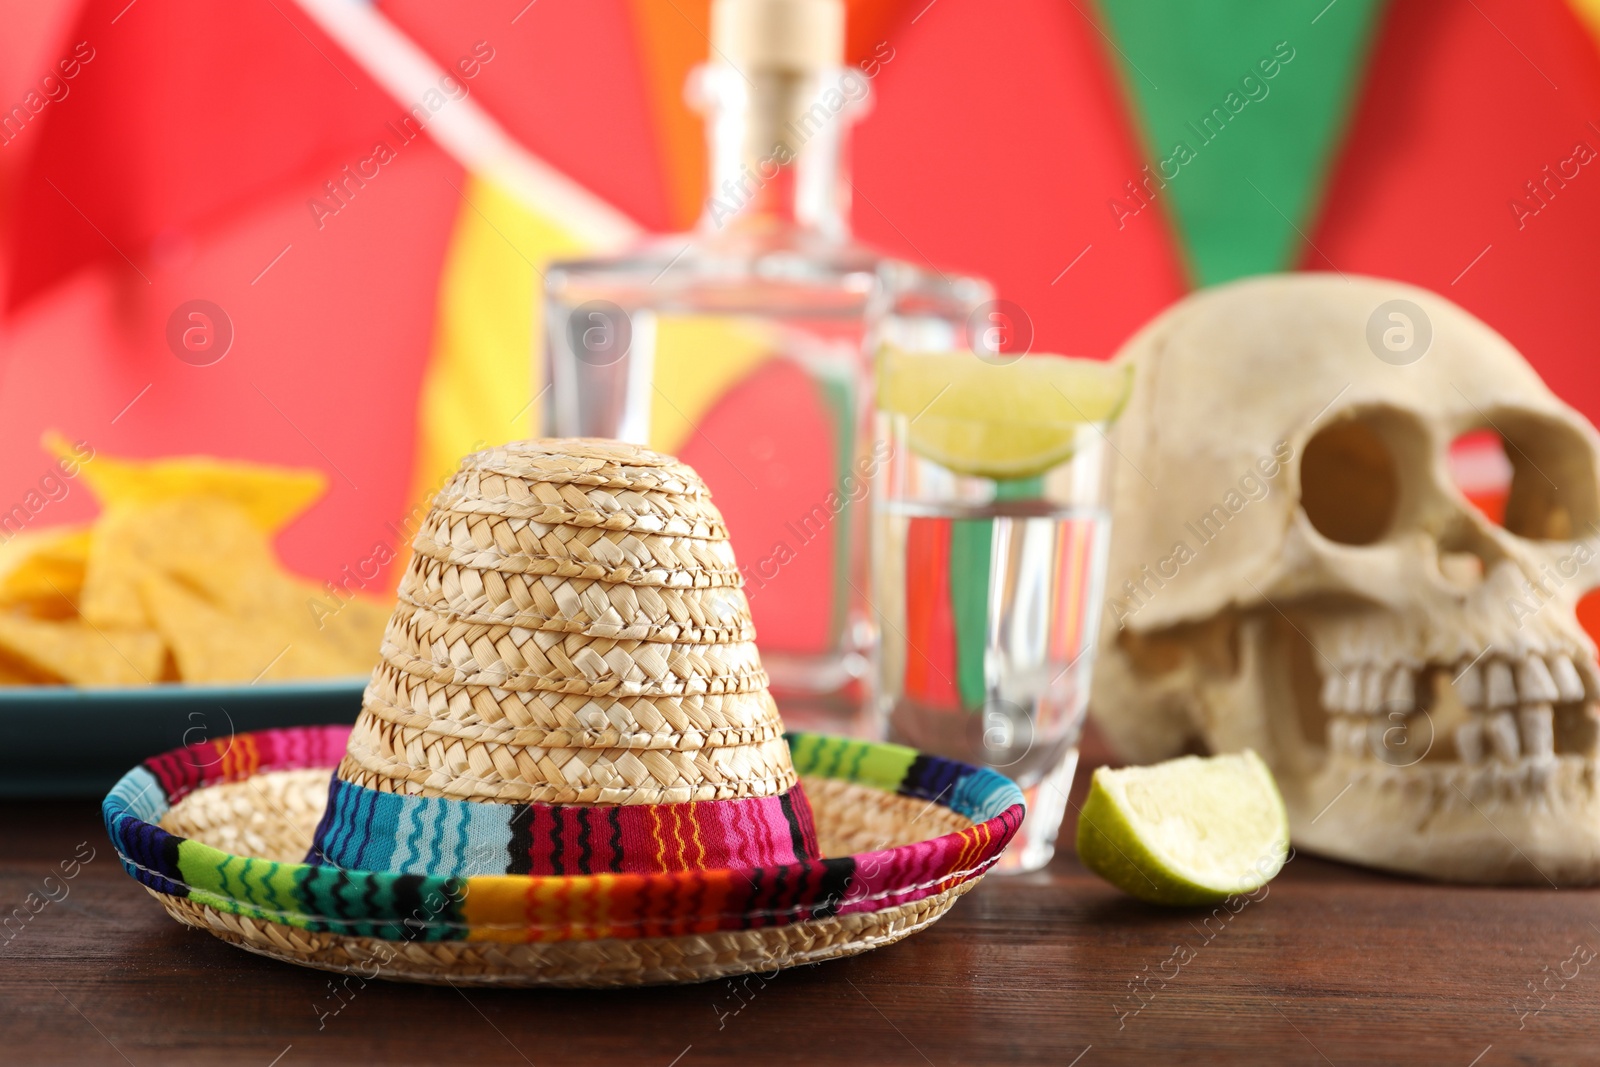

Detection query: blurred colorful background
(3, 0), (1599, 606)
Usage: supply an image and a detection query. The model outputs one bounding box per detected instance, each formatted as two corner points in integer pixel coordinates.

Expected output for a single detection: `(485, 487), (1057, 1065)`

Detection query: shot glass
(870, 353), (1124, 871)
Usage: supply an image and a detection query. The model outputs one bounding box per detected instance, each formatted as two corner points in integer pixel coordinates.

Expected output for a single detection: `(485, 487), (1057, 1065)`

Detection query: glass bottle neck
(692, 63), (867, 242)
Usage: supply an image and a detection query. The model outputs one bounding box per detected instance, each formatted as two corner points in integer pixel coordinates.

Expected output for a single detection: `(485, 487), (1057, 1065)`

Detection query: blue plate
(0, 677), (365, 797)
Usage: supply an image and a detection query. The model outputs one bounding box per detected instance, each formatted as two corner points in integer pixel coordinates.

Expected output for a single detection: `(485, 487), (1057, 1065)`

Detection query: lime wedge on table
(876, 350), (1132, 479)
(1075, 751), (1288, 906)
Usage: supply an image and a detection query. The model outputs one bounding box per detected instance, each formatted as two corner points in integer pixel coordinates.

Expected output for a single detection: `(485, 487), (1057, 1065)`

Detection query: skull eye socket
(1299, 418), (1400, 545)
(1449, 419), (1598, 541)
(1447, 429), (1512, 525)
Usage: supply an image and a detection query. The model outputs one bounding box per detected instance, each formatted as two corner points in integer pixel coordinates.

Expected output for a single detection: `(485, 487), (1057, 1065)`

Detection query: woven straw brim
(149, 770), (977, 987)
(154, 882), (973, 987)
(104, 727), (1024, 988)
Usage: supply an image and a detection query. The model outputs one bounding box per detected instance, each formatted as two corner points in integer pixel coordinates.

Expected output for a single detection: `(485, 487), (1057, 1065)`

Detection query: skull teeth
(1359, 668), (1385, 714)
(1449, 654), (1590, 709)
(1366, 719), (1391, 762)
(1323, 669), (1362, 713)
(1384, 667), (1415, 711)
(1328, 717), (1367, 759)
(1517, 657), (1561, 703)
(1320, 671), (1345, 714)
(1485, 710), (1520, 761)
(1452, 662), (1485, 708)
(1519, 703), (1556, 759)
(1330, 703), (1582, 765)
(1485, 662), (1517, 708)
(1551, 655), (1588, 703)
(1321, 651), (1598, 765)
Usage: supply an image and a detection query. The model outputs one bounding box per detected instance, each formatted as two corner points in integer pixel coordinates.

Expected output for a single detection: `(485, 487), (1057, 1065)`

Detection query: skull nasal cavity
(1300, 420), (1399, 545)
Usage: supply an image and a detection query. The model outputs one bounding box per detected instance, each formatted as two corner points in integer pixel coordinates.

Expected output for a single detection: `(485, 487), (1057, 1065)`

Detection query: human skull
(1090, 273), (1600, 884)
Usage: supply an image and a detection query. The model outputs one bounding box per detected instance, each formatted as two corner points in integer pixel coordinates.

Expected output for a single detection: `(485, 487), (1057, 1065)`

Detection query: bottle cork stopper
(711, 0), (845, 71)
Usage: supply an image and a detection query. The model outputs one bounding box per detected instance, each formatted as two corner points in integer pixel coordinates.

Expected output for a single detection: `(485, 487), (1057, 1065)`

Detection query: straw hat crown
(345, 438), (792, 804)
(310, 439), (816, 878)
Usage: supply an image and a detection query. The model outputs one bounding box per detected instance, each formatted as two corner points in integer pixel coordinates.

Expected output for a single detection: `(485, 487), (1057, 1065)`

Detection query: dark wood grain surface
(5, 726), (1597, 1067)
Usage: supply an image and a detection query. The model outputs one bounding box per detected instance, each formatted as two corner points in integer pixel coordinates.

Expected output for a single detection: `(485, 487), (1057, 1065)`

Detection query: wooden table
(5, 726), (1597, 1066)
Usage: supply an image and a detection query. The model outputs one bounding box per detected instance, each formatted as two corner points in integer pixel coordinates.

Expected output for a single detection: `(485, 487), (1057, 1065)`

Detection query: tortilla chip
(12, 439), (376, 688)
(139, 572), (353, 683)
(44, 431), (326, 535)
(0, 615), (164, 686)
(80, 498), (286, 628)
(0, 525), (91, 619)
(0, 651), (56, 685)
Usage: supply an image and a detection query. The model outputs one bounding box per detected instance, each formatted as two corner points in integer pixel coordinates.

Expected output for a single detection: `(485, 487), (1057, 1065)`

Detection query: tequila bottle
(542, 0), (990, 733)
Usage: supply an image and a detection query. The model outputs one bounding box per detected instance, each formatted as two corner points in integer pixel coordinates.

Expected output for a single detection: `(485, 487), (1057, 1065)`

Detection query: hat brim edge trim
(104, 727), (1025, 943)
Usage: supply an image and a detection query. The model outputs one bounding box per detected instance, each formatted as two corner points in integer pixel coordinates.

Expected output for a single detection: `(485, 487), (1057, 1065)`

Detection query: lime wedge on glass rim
(1075, 751), (1289, 906)
(876, 348), (1133, 479)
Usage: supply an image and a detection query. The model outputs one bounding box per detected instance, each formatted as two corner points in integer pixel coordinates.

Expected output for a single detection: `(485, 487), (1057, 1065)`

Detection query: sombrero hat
(102, 439), (1023, 986)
